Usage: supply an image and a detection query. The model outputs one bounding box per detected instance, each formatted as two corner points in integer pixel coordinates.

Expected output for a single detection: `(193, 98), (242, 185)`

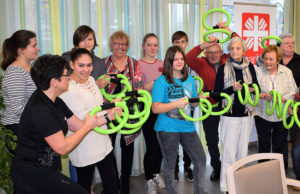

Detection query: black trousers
(75, 151), (119, 194)
(13, 169), (87, 194)
(142, 111), (163, 180)
(110, 132), (134, 194)
(291, 111), (300, 180)
(202, 114), (221, 171)
(254, 116), (288, 167)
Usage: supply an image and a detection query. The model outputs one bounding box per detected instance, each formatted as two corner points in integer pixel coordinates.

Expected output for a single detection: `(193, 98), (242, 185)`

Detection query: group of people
(1, 21), (300, 194)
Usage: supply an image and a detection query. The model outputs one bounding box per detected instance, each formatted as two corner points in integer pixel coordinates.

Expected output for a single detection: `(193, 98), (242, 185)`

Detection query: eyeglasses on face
(113, 42), (128, 47)
(206, 51), (221, 55)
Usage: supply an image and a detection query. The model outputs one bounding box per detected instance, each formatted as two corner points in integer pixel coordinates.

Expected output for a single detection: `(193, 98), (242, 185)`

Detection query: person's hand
(281, 97), (286, 102)
(259, 92), (266, 99)
(288, 106), (294, 115)
(96, 74), (111, 88)
(233, 82), (242, 91)
(198, 91), (208, 99)
(216, 21), (233, 34)
(265, 93), (273, 101)
(112, 98), (122, 103)
(248, 87), (255, 93)
(200, 36), (218, 50)
(107, 107), (123, 121)
(176, 97), (189, 109)
(83, 113), (98, 131)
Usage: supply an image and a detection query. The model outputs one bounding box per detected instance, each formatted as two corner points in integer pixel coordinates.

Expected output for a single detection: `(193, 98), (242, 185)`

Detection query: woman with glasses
(10, 54), (120, 194)
(214, 37), (260, 194)
(104, 30), (143, 194)
(254, 45), (296, 168)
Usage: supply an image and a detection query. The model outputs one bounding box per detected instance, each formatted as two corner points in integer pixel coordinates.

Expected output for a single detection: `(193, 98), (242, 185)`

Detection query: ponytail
(1, 38), (17, 70)
(1, 30), (36, 70)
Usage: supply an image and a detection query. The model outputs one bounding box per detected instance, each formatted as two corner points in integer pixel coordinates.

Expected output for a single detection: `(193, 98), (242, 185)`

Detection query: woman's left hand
(96, 74), (111, 88)
(233, 82), (242, 91)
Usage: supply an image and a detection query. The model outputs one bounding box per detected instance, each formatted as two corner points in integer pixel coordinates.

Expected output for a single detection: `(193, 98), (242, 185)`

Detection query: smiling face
(142, 36), (159, 58)
(205, 44), (223, 65)
(78, 33), (95, 52)
(229, 41), (244, 62)
(263, 51), (278, 74)
(70, 54), (93, 84)
(18, 37), (39, 61)
(280, 37), (295, 56)
(111, 37), (128, 58)
(173, 51), (185, 74)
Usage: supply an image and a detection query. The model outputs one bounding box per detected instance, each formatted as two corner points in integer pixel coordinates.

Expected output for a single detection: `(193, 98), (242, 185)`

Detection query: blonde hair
(261, 45), (282, 63)
(108, 30), (130, 51)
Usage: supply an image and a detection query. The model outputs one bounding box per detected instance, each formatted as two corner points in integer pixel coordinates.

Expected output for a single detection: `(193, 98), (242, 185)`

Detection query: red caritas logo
(242, 13), (269, 64)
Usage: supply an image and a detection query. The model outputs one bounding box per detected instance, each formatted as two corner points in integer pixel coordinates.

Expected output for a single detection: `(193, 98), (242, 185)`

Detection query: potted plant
(0, 75), (17, 194)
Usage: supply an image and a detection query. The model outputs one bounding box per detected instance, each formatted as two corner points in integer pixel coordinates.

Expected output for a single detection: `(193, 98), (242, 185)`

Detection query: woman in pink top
(139, 33), (165, 194)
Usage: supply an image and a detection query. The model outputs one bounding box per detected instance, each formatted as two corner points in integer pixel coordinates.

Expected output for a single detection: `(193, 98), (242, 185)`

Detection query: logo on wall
(242, 13), (270, 64)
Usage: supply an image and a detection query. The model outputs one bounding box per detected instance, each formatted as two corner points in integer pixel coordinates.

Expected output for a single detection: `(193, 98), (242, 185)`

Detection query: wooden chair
(226, 153), (300, 194)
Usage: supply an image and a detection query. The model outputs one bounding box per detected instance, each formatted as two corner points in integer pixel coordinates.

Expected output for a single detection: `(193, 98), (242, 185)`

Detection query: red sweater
(186, 46), (229, 104)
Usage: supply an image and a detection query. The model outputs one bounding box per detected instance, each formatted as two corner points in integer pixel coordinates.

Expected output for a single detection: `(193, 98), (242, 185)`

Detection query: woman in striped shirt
(1, 30), (39, 136)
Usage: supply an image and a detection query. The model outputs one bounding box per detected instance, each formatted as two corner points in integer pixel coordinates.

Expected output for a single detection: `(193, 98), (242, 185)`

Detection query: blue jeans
(157, 131), (206, 194)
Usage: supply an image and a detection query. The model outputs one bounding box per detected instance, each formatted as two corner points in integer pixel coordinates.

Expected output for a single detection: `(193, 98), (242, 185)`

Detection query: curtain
(283, 0), (299, 53)
(1, 0), (287, 179)
(0, 0), (215, 178)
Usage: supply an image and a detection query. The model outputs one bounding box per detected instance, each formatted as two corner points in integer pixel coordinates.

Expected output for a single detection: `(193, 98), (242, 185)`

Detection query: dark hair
(70, 47), (92, 62)
(142, 33), (159, 57)
(162, 46), (188, 83)
(171, 31), (188, 43)
(73, 25), (98, 50)
(1, 30), (36, 70)
(31, 55), (68, 90)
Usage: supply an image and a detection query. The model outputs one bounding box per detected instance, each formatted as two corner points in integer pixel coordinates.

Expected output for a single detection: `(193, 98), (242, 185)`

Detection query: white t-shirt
(60, 76), (113, 167)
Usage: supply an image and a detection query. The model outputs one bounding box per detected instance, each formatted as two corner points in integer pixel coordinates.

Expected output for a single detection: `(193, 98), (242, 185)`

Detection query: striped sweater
(1, 65), (36, 125)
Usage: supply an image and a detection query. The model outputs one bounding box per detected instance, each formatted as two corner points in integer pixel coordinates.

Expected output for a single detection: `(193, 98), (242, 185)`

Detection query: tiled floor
(92, 143), (300, 194)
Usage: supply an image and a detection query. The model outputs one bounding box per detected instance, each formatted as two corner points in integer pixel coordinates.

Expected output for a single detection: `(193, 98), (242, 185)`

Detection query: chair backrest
(226, 153), (288, 194)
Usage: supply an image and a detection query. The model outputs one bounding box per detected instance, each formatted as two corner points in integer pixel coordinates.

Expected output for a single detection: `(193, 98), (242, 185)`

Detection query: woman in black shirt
(10, 55), (121, 194)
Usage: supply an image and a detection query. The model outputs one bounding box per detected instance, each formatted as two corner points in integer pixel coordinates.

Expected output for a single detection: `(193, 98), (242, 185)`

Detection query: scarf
(223, 56), (256, 116)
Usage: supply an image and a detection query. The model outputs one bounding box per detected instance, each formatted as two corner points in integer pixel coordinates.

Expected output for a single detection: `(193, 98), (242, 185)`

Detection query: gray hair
(227, 37), (247, 53)
(279, 33), (295, 42)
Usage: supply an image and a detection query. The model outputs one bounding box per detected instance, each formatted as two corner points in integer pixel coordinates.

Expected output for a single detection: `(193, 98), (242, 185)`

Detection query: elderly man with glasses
(279, 34), (300, 190)
(185, 22), (237, 182)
